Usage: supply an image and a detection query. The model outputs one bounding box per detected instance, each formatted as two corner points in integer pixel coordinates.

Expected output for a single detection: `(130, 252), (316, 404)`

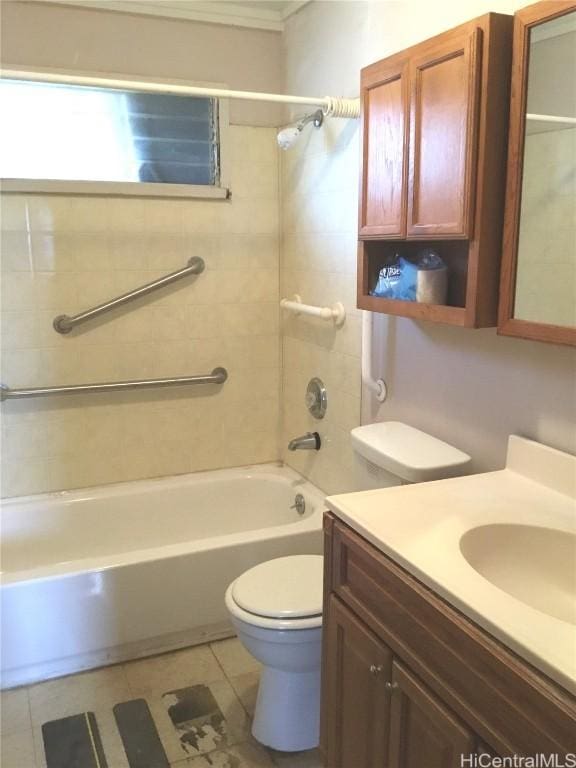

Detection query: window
(0, 79), (228, 197)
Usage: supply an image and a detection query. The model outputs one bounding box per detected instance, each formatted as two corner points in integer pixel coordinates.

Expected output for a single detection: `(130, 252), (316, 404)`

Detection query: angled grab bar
(0, 368), (227, 401)
(53, 256), (205, 334)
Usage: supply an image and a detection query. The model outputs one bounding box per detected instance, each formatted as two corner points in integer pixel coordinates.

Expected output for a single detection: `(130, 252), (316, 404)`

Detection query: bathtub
(0, 463), (324, 689)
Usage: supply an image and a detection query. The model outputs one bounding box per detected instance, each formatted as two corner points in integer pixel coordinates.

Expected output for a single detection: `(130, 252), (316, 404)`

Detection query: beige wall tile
(279, 117), (362, 495)
(1, 231), (32, 271)
(0, 126), (281, 496)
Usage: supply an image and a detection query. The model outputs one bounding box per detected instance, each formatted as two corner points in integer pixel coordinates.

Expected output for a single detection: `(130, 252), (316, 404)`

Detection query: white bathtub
(0, 463), (324, 689)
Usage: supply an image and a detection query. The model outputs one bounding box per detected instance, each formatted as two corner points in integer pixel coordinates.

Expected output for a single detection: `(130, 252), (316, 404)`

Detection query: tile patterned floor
(0, 637), (322, 768)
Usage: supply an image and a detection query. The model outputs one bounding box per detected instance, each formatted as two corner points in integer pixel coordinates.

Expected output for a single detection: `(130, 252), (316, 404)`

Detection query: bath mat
(113, 699), (169, 768)
(42, 712), (108, 768)
(162, 684), (228, 756)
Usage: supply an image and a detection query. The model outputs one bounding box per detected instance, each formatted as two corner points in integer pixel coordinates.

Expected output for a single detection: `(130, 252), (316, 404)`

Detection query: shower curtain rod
(1, 69), (360, 118)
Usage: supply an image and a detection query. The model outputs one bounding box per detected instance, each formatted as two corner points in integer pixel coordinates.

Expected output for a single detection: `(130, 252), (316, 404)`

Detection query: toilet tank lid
(351, 421), (471, 483)
(232, 555), (323, 619)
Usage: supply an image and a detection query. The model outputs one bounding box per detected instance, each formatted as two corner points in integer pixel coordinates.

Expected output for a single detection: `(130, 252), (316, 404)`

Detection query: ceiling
(47, 0), (310, 30)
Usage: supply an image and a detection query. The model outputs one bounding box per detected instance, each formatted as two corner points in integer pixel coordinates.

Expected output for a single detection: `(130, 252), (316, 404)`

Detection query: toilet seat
(226, 555), (324, 631)
(233, 555), (323, 619)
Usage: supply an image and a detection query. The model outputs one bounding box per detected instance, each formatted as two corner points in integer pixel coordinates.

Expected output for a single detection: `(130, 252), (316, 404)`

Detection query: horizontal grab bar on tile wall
(280, 294), (346, 327)
(0, 369), (228, 401)
(53, 257), (205, 334)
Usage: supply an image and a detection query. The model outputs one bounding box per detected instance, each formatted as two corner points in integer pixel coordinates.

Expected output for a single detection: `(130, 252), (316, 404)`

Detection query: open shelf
(358, 240), (470, 325)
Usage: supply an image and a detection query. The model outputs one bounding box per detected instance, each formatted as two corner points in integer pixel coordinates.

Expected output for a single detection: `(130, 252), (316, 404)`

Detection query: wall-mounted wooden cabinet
(321, 516), (576, 766)
(358, 14), (513, 327)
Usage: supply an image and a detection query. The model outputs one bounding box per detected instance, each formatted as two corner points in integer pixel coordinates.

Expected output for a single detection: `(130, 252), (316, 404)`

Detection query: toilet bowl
(225, 555), (323, 752)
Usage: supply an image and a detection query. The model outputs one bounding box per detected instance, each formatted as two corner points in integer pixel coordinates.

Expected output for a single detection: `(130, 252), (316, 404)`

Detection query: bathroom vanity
(320, 437), (576, 764)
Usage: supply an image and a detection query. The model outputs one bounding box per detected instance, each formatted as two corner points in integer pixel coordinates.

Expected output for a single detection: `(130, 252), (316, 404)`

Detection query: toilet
(226, 423), (472, 752)
(225, 554), (323, 752)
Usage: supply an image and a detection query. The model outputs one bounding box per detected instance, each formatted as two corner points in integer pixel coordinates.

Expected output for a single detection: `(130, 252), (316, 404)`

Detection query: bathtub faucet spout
(288, 432), (321, 451)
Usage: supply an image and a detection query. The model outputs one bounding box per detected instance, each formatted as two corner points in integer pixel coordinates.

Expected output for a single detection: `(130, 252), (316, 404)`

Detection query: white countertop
(325, 436), (576, 695)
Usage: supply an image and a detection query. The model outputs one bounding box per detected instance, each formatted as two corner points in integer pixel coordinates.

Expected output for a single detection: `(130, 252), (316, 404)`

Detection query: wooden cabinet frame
(358, 13), (513, 328)
(498, 1), (576, 346)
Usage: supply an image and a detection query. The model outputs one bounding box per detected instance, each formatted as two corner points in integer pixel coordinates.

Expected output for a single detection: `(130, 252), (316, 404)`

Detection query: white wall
(0, 0), (283, 126)
(282, 0), (576, 490)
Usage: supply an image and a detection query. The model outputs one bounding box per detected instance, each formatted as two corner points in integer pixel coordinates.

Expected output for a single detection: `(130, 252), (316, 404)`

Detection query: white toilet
(226, 423), (472, 752)
(225, 554), (323, 752)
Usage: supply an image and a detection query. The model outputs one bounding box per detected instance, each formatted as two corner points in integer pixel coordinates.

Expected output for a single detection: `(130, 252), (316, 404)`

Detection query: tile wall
(280, 121), (363, 494)
(0, 126), (281, 497)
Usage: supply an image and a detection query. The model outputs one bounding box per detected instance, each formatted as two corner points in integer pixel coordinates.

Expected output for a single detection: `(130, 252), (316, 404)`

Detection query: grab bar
(0, 368), (227, 401)
(280, 294), (346, 327)
(53, 256), (205, 334)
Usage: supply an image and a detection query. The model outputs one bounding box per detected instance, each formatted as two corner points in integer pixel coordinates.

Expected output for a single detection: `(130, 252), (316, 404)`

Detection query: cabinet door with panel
(357, 13), (512, 327)
(407, 25), (482, 238)
(323, 596), (393, 768)
(359, 56), (409, 238)
(388, 661), (477, 768)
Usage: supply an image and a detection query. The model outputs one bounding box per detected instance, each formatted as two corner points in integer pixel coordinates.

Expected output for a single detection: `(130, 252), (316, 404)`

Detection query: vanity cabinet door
(323, 596), (393, 768)
(359, 56), (410, 238)
(407, 25), (482, 238)
(388, 661), (476, 768)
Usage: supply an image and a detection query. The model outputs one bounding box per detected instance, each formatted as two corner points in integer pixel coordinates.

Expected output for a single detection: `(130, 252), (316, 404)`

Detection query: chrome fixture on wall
(288, 432), (321, 451)
(306, 378), (327, 420)
(53, 257), (205, 334)
(277, 109), (324, 150)
(0, 368), (227, 401)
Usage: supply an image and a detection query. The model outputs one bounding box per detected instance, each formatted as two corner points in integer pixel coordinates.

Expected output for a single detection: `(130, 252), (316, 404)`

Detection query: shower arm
(1, 69), (360, 119)
(297, 110), (324, 130)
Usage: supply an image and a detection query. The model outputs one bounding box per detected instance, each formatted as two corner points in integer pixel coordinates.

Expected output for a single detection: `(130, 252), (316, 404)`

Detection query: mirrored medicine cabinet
(498, 1), (576, 346)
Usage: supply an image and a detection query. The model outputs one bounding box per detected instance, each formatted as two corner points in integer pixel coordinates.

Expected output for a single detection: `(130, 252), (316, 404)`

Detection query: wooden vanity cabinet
(388, 660), (477, 768)
(358, 14), (513, 327)
(324, 595), (476, 768)
(320, 514), (576, 767)
(323, 596), (393, 767)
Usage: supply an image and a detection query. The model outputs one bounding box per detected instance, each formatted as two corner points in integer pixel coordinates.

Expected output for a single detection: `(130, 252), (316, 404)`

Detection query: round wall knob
(305, 377), (327, 419)
(369, 664), (384, 675)
(385, 681), (399, 691)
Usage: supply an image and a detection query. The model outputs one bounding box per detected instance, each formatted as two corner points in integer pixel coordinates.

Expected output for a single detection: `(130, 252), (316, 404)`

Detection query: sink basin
(460, 524), (576, 625)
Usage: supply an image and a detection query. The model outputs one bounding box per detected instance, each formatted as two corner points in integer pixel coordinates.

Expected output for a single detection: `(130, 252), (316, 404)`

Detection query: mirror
(499, 2), (576, 346)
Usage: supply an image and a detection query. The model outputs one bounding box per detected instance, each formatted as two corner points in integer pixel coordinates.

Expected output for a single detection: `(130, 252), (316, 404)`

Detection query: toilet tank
(351, 421), (471, 488)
